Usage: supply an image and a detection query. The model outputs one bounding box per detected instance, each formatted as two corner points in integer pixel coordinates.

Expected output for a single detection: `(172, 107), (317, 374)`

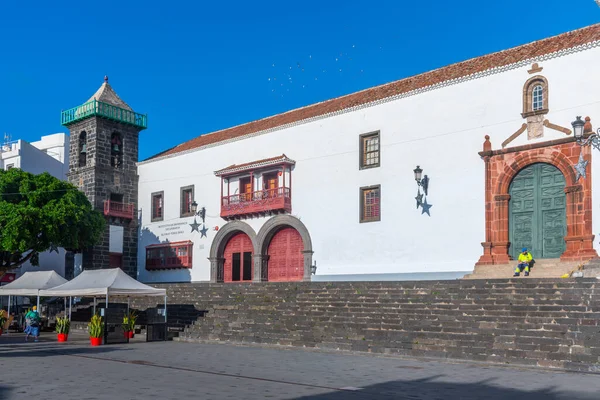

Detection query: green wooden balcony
(61, 99), (147, 129)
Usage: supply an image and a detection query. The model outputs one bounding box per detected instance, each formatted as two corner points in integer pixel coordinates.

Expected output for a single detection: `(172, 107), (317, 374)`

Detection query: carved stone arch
(256, 215), (314, 282)
(522, 75), (549, 118)
(495, 150), (577, 195)
(208, 221), (258, 283)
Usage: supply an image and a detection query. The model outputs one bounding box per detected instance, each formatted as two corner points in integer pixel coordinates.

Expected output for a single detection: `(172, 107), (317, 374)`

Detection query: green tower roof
(61, 76), (147, 130)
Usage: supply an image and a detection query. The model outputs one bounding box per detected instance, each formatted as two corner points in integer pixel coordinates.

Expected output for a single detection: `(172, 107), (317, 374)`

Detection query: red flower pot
(90, 337), (102, 346)
(57, 333), (68, 342)
(128, 331), (134, 339)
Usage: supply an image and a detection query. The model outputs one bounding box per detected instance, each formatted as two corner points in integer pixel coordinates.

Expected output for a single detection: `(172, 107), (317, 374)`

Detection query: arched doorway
(509, 163), (566, 259)
(267, 227), (304, 282)
(223, 232), (254, 282)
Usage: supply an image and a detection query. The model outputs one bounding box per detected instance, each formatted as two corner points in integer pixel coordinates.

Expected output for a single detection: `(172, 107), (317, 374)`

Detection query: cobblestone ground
(1, 333), (599, 399)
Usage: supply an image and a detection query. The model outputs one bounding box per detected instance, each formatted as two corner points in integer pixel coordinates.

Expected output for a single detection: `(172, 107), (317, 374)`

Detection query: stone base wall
(64, 279), (600, 373)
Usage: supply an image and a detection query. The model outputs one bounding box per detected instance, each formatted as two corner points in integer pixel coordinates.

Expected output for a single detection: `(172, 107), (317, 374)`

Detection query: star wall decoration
(421, 198), (433, 217)
(574, 152), (589, 181)
(190, 218), (201, 233)
(49, 244), (59, 253)
(415, 191), (423, 209)
(200, 224), (208, 238)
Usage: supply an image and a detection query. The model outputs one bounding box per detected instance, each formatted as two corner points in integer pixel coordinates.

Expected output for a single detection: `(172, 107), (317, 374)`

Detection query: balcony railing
(221, 187), (291, 219)
(103, 200), (135, 219)
(61, 99), (147, 130)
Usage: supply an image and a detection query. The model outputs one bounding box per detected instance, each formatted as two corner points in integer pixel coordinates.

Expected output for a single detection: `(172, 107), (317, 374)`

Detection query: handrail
(61, 99), (147, 129)
(222, 187), (290, 205)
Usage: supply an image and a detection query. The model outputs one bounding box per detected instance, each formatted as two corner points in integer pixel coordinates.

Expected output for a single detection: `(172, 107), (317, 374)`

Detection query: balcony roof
(215, 154), (295, 177)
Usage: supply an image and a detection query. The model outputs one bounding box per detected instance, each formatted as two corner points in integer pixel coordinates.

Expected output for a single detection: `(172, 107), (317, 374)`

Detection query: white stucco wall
(137, 44), (600, 283)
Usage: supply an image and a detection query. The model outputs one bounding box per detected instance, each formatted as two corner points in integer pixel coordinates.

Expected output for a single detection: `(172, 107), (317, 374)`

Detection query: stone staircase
(464, 259), (584, 279)
(166, 280), (600, 373)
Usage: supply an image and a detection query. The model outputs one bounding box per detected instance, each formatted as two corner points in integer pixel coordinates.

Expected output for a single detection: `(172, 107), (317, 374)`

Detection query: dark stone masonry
(66, 116), (140, 277)
(70, 279), (600, 373)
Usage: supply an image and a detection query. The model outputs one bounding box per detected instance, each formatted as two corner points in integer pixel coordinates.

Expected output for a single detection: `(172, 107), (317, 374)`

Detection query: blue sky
(0, 0), (599, 160)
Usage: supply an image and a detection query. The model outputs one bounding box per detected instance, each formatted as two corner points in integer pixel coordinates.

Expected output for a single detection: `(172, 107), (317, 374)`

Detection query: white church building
(133, 23), (600, 283)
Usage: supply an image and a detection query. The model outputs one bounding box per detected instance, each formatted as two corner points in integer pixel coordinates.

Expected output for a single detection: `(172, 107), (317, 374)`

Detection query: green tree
(0, 168), (105, 274)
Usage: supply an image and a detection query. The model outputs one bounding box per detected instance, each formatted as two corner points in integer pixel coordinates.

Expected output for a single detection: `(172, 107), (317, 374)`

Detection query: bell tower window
(79, 131), (87, 168)
(111, 133), (122, 168)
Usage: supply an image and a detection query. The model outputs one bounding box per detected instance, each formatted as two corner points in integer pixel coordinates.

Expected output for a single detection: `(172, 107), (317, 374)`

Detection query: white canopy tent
(40, 269), (167, 321)
(0, 271), (68, 317)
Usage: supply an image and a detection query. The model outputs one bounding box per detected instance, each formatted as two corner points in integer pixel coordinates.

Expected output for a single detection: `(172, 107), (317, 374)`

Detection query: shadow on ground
(0, 342), (129, 359)
(292, 375), (596, 400)
(0, 386), (12, 399)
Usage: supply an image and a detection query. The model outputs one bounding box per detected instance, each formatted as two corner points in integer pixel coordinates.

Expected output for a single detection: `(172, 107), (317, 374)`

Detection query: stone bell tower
(61, 76), (147, 278)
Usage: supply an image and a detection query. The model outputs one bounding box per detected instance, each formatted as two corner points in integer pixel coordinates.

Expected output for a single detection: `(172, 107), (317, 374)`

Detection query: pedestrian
(514, 248), (533, 277)
(24, 306), (41, 342)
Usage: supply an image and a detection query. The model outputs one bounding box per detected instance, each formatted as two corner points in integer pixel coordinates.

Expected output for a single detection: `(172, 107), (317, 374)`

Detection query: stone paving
(0, 332), (599, 399)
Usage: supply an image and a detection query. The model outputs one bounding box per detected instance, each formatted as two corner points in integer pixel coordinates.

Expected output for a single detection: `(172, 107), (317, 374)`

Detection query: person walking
(514, 248), (533, 277)
(24, 306), (41, 342)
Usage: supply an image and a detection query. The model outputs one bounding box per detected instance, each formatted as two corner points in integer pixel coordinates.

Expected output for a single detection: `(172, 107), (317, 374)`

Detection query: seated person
(514, 248), (533, 277)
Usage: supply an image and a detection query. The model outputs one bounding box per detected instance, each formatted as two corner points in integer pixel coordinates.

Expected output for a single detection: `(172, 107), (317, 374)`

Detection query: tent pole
(36, 295), (40, 314)
(127, 297), (130, 314)
(69, 297), (72, 320)
(164, 295), (167, 323)
(105, 293), (108, 309)
(7, 295), (10, 333)
(93, 297), (96, 315)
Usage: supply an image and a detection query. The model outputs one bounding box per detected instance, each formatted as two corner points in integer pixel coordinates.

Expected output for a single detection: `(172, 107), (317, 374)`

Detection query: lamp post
(190, 201), (206, 223)
(571, 116), (600, 151)
(414, 165), (429, 196)
(310, 260), (317, 275)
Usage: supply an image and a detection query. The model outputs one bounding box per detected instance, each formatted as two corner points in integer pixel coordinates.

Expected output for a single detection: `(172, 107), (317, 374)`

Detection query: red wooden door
(267, 228), (303, 282)
(264, 174), (278, 197)
(224, 232), (253, 282)
(240, 178), (252, 201)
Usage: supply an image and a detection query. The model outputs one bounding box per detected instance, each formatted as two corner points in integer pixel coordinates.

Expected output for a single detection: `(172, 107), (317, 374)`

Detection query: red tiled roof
(215, 154), (295, 176)
(146, 24), (600, 162)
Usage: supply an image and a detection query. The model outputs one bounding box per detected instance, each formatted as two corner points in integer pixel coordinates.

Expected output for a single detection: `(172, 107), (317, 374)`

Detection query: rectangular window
(360, 131), (380, 169)
(180, 185), (194, 217)
(151, 191), (164, 222)
(360, 185), (381, 223)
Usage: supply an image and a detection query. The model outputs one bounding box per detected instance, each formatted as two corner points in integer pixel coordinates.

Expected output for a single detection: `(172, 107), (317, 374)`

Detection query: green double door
(509, 163), (566, 260)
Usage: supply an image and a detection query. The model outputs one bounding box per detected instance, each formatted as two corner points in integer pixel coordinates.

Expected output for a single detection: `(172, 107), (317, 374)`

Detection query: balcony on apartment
(215, 154), (295, 220)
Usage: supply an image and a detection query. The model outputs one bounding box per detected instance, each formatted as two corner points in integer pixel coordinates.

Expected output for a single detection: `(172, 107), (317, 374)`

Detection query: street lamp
(190, 201), (206, 223)
(413, 165), (429, 196)
(571, 116), (600, 151)
(311, 260), (317, 275)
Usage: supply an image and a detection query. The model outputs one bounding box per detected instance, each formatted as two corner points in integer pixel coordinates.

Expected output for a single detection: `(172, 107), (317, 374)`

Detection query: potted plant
(0, 310), (7, 336)
(55, 315), (70, 342)
(88, 314), (103, 346)
(122, 310), (137, 339)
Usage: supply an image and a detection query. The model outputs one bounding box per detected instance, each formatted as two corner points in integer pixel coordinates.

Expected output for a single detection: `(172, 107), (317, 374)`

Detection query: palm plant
(55, 316), (70, 334)
(88, 314), (103, 338)
(0, 310), (7, 329)
(122, 310), (138, 332)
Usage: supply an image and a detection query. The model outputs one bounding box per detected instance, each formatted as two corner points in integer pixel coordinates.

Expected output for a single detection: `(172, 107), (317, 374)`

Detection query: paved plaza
(0, 332), (599, 399)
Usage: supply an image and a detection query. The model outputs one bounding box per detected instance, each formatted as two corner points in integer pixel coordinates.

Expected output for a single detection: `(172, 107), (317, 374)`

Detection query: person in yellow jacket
(514, 248), (533, 277)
